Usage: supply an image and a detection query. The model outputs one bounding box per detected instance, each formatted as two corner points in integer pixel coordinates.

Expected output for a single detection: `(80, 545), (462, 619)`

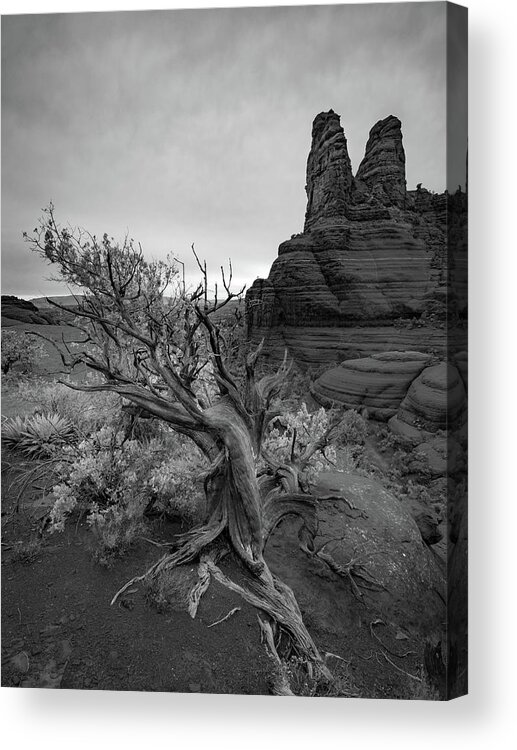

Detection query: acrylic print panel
(1, 1), (467, 700)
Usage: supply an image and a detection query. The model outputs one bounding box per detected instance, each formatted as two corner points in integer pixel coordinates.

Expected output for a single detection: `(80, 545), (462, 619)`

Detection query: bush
(335, 409), (368, 448)
(262, 403), (368, 483)
(262, 403), (338, 483)
(1, 329), (47, 375)
(46, 423), (206, 562)
(87, 499), (148, 567)
(16, 377), (120, 435)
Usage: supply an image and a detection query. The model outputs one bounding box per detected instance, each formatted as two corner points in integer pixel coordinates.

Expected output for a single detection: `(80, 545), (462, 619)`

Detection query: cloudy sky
(1, 2), (463, 299)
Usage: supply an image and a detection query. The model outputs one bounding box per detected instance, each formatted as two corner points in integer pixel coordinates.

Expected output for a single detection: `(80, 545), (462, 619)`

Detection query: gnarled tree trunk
(113, 392), (331, 684)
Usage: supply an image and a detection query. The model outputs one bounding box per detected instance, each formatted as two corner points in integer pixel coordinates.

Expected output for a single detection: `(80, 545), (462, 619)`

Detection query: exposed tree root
(376, 651), (422, 682)
(187, 547), (228, 618)
(201, 557), (332, 685)
(207, 607), (240, 628)
(369, 619), (416, 658)
(257, 614), (295, 696)
(111, 522), (331, 686)
(312, 543), (386, 602)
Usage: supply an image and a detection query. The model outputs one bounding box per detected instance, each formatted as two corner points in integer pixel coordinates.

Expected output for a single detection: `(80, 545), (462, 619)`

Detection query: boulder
(397, 362), (467, 432)
(407, 436), (466, 478)
(312, 472), (445, 630)
(311, 351), (430, 419)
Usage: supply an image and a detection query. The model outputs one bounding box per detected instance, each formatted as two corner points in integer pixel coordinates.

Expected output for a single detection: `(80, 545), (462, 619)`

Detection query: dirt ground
(1, 447), (434, 698)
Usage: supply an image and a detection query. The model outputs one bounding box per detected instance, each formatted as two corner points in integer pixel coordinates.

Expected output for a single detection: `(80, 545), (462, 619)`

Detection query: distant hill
(1, 295), (58, 325)
(30, 294), (243, 320)
(29, 295), (83, 310)
(0, 293), (243, 329)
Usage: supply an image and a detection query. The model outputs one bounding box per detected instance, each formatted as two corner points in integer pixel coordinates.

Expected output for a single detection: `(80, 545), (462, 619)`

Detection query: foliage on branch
(24, 204), (247, 442)
(262, 403), (339, 484)
(1, 329), (47, 376)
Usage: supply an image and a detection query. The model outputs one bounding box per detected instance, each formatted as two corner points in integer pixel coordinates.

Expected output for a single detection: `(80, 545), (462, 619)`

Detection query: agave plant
(2, 412), (76, 457)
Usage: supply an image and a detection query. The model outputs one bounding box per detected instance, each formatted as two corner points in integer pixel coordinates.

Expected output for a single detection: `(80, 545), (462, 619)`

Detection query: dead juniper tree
(25, 204), (351, 690)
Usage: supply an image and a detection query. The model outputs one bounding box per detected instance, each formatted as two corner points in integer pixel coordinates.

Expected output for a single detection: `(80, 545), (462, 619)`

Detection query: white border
(1, 1), (516, 748)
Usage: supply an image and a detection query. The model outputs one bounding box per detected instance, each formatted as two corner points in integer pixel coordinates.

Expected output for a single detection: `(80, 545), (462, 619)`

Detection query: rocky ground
(2, 431), (447, 698)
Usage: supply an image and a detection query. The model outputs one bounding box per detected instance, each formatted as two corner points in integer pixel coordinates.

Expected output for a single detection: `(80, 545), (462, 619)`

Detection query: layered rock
(396, 362), (467, 432)
(304, 110), (354, 230)
(313, 472), (444, 629)
(311, 351), (430, 420)
(355, 115), (406, 208)
(246, 109), (467, 365)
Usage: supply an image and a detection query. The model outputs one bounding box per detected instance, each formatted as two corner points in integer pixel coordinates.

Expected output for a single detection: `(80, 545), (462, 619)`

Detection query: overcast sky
(1, 2), (463, 299)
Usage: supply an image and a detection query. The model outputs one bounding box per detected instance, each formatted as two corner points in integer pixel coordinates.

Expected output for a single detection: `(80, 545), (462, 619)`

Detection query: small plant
(8, 538), (43, 564)
(145, 566), (198, 614)
(2, 412), (76, 457)
(87, 502), (147, 567)
(336, 410), (367, 446)
(16, 377), (120, 436)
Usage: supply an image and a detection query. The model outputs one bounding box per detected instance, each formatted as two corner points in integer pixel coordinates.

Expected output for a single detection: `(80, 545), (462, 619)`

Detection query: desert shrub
(16, 377), (120, 435)
(47, 424), (206, 562)
(262, 403), (339, 483)
(1, 412), (76, 457)
(1, 329), (47, 375)
(262, 403), (368, 483)
(87, 500), (148, 567)
(334, 410), (368, 460)
(145, 566), (198, 614)
(391, 447), (413, 476)
(376, 425), (409, 453)
(147, 452), (206, 525)
(8, 538), (43, 564)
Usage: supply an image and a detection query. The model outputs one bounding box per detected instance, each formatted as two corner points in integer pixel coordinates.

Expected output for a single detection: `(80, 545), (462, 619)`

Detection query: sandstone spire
(304, 110), (354, 231)
(356, 115), (406, 207)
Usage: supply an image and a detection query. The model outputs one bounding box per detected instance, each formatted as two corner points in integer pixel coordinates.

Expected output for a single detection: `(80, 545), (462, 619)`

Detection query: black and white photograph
(2, 1), (468, 703)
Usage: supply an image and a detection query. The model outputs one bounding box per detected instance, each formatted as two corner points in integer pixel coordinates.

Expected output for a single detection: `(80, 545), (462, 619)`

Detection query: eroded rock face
(397, 362), (467, 432)
(304, 110), (354, 231)
(311, 351), (431, 420)
(246, 110), (467, 365)
(355, 115), (406, 208)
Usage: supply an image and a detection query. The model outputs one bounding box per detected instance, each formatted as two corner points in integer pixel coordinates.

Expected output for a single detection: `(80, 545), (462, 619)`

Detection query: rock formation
(396, 362), (467, 432)
(311, 351), (431, 420)
(304, 110), (354, 230)
(246, 110), (467, 365)
(355, 115), (407, 208)
(313, 472), (445, 629)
